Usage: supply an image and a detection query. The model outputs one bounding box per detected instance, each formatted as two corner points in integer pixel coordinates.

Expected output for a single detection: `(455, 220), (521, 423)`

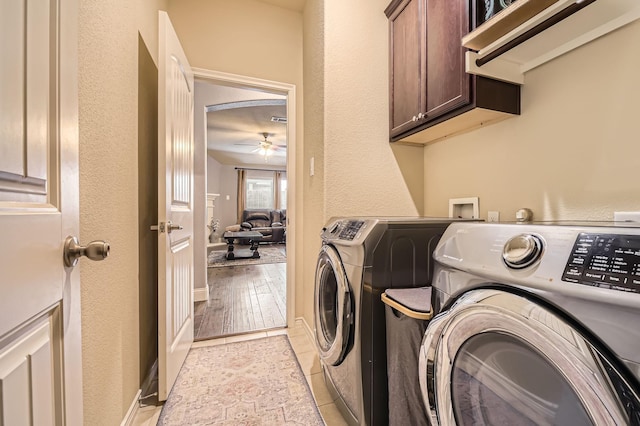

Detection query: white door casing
(157, 11), (195, 401)
(0, 0), (82, 424)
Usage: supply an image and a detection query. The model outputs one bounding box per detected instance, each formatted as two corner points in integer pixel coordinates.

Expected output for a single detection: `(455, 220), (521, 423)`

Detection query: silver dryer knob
(503, 234), (544, 269)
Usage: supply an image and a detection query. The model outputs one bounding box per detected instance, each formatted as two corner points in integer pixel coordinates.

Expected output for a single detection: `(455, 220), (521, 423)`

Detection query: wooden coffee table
(223, 231), (263, 260)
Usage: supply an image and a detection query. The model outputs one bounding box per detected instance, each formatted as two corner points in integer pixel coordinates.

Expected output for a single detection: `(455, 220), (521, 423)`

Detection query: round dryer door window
(314, 244), (352, 366)
(419, 289), (640, 426)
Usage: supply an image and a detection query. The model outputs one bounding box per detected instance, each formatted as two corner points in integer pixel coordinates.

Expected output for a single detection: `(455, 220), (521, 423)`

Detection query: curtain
(275, 171), (282, 211)
(237, 169), (246, 223)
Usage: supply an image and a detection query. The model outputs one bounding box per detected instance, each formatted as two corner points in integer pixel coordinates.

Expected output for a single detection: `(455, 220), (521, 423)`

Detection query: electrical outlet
(614, 211), (640, 222)
(488, 211), (500, 223)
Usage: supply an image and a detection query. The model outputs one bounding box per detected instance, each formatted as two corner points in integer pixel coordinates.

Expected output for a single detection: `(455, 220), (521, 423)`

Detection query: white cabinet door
(157, 11), (195, 401)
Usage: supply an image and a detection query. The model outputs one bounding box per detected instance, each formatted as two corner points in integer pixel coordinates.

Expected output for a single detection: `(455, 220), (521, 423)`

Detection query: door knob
(167, 221), (183, 233)
(149, 221), (183, 233)
(64, 236), (110, 267)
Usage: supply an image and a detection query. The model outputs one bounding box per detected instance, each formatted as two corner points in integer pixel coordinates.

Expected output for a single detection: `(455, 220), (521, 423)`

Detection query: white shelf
(465, 0), (640, 84)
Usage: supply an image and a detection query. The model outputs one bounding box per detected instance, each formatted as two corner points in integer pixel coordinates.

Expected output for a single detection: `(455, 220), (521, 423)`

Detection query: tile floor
(131, 319), (348, 426)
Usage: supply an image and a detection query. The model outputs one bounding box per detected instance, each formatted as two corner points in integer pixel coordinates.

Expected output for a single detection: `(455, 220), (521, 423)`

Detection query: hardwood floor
(194, 262), (286, 340)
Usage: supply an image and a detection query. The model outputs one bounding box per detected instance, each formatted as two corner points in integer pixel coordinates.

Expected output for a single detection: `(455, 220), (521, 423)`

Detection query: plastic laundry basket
(382, 287), (432, 426)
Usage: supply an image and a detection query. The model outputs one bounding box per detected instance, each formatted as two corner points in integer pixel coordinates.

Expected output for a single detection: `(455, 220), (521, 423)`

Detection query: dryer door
(419, 289), (640, 426)
(314, 244), (352, 366)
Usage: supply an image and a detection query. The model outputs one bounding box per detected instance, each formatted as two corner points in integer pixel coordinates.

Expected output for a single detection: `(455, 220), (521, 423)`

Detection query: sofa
(240, 209), (286, 243)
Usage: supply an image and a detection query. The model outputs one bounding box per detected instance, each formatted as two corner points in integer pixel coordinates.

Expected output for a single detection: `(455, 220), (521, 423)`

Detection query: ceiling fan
(239, 133), (286, 158)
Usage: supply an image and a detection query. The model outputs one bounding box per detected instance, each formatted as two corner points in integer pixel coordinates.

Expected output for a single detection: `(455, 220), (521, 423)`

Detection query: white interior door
(0, 0), (82, 424)
(158, 10), (195, 401)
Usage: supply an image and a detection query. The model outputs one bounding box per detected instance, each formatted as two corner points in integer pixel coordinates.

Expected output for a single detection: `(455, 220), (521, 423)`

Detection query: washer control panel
(562, 233), (640, 293)
(322, 219), (369, 244)
(337, 220), (365, 240)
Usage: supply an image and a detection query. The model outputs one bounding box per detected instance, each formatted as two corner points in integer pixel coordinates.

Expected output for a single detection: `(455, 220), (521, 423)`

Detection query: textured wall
(207, 157), (238, 231)
(423, 20), (640, 221)
(78, 0), (167, 423)
(167, 0), (302, 85)
(299, 0), (426, 327)
(323, 0), (421, 218)
(301, 0), (325, 327)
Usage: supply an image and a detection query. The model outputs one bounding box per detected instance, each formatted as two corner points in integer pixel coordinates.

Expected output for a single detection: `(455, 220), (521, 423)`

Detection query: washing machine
(419, 221), (640, 425)
(314, 217), (460, 425)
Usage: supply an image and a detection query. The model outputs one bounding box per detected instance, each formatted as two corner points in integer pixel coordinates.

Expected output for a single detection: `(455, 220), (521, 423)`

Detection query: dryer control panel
(562, 233), (640, 293)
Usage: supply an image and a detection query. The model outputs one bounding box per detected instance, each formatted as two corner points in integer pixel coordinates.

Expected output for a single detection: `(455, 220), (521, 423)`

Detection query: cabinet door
(388, 0), (426, 138)
(425, 0), (470, 118)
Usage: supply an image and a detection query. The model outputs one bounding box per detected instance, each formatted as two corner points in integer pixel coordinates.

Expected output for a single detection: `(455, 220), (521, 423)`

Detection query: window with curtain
(237, 169), (287, 217)
(246, 175), (274, 209)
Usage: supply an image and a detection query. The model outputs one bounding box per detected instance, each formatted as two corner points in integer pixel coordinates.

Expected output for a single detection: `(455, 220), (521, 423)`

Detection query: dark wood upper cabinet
(425, 0), (469, 119)
(385, 0), (521, 144)
(387, 0), (425, 137)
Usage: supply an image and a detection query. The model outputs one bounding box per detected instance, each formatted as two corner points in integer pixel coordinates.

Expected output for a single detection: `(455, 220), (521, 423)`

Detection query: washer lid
(419, 289), (640, 426)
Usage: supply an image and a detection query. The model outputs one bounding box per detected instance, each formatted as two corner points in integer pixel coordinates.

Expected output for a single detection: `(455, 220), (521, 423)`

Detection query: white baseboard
(194, 284), (209, 302)
(120, 389), (142, 426)
(297, 316), (315, 345)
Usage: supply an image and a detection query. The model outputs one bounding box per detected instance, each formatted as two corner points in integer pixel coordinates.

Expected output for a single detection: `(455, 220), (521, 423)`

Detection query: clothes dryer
(420, 222), (640, 425)
(314, 217), (459, 425)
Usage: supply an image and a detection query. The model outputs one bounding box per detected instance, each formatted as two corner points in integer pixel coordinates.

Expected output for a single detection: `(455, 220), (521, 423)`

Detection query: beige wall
(423, 20), (640, 221)
(323, 0), (422, 218)
(301, 0), (325, 327)
(293, 0), (426, 328)
(299, 0), (426, 327)
(207, 156), (238, 231)
(167, 0), (303, 84)
(79, 0), (167, 423)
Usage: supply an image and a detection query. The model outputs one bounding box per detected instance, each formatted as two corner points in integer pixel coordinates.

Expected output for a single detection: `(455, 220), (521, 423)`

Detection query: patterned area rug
(157, 335), (324, 425)
(208, 245), (287, 268)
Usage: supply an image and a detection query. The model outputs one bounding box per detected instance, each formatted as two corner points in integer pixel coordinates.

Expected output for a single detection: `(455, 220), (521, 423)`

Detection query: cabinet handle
(411, 113), (427, 122)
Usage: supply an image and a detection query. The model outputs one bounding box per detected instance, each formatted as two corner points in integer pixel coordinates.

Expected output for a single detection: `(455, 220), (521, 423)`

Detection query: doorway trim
(193, 68), (296, 328)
